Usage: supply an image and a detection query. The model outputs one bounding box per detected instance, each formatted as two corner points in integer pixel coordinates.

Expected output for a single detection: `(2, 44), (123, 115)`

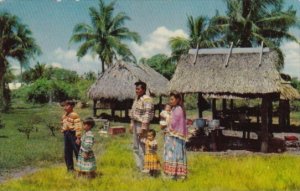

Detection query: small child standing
(160, 104), (171, 131)
(77, 117), (97, 178)
(141, 129), (160, 176)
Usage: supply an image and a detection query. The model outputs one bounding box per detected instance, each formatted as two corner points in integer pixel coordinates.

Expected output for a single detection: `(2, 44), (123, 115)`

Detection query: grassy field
(2, 133), (300, 191)
(0, 103), (93, 171)
(2, 104), (300, 190)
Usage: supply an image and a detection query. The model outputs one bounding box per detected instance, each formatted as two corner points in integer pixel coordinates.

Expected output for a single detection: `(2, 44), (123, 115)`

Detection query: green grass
(0, 104), (93, 171)
(2, 133), (300, 191)
(2, 103), (300, 190)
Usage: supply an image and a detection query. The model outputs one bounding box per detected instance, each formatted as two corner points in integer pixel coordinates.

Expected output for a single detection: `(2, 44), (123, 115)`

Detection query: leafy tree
(70, 0), (141, 73)
(213, 0), (299, 69)
(0, 12), (40, 111)
(141, 54), (176, 80)
(169, 15), (222, 61)
(83, 71), (97, 81)
(22, 62), (47, 83)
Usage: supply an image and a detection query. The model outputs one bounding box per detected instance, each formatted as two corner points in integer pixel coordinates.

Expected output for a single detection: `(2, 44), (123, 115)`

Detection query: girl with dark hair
(77, 117), (97, 178)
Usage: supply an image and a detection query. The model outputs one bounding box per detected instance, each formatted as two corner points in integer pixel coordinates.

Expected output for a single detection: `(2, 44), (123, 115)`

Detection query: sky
(0, 0), (300, 78)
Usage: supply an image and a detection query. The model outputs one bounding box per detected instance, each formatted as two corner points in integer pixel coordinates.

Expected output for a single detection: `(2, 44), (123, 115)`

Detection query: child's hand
(76, 138), (81, 145)
(160, 125), (166, 130)
(129, 124), (133, 134)
(83, 152), (89, 160)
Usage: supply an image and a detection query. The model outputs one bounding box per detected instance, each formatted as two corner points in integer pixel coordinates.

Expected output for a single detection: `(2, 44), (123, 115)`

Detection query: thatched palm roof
(169, 48), (289, 98)
(279, 81), (300, 100)
(88, 61), (169, 101)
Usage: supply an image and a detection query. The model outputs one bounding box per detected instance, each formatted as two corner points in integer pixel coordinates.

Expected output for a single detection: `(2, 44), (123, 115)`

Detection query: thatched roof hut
(169, 47), (300, 152)
(88, 60), (169, 101)
(169, 48), (285, 98)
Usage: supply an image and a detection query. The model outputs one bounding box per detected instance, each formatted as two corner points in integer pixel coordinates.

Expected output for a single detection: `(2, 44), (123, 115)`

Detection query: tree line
(0, 0), (299, 112)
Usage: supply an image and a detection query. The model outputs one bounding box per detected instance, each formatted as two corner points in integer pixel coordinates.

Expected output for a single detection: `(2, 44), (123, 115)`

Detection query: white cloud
(49, 62), (62, 68)
(51, 47), (100, 74)
(53, 47), (97, 64)
(0, 0), (5, 3)
(130, 26), (188, 59)
(281, 41), (300, 79)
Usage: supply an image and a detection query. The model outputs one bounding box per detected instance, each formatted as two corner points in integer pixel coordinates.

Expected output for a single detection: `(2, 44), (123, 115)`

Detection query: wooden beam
(224, 42), (233, 67)
(258, 41), (264, 67)
(159, 96), (162, 116)
(222, 99), (227, 111)
(279, 100), (284, 129)
(189, 47), (270, 55)
(93, 100), (97, 117)
(212, 99), (217, 119)
(230, 99), (234, 110)
(261, 97), (271, 153)
(198, 93), (203, 118)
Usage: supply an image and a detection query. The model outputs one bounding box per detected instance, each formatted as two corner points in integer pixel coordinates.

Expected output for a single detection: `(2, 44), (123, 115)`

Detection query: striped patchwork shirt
(130, 94), (154, 130)
(61, 111), (82, 137)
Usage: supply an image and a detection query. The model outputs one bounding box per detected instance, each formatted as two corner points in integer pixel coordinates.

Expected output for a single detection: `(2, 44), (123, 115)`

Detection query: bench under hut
(169, 47), (300, 152)
(88, 60), (169, 121)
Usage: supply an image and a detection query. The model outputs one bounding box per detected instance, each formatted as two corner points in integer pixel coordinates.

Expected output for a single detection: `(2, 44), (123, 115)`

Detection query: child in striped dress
(141, 129), (160, 176)
(77, 117), (97, 178)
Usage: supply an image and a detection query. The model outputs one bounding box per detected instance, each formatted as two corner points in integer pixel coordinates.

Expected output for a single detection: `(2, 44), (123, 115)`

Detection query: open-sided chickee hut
(169, 47), (300, 152)
(88, 60), (169, 121)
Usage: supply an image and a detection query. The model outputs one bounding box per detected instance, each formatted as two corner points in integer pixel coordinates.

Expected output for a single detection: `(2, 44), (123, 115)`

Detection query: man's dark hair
(134, 81), (147, 90)
(62, 100), (76, 107)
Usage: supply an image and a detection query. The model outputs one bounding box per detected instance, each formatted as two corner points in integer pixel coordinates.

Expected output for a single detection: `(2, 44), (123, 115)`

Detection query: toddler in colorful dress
(77, 117), (97, 178)
(141, 129), (160, 176)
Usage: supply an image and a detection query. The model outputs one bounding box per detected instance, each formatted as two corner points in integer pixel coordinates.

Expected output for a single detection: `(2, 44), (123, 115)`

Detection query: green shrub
(15, 79), (80, 104)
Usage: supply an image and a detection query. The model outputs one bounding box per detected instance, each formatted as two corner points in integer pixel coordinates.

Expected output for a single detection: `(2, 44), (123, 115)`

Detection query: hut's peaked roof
(169, 48), (284, 97)
(88, 61), (169, 101)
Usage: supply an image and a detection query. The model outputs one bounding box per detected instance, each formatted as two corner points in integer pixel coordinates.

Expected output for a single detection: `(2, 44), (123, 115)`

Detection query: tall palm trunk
(0, 59), (6, 111)
(99, 56), (105, 74)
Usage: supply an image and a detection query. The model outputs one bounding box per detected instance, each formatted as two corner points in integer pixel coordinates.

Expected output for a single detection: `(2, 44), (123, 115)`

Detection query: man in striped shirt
(130, 81), (154, 172)
(61, 100), (82, 172)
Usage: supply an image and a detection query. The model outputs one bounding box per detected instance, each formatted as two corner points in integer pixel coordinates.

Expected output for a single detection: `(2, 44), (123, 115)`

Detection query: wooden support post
(93, 100), (97, 117)
(197, 93), (203, 118)
(230, 99), (234, 110)
(212, 99), (217, 119)
(287, 100), (290, 127)
(279, 100), (284, 129)
(261, 97), (271, 153)
(159, 96), (162, 117)
(257, 106), (260, 125)
(111, 109), (115, 121)
(279, 100), (290, 129)
(222, 99), (227, 111)
(268, 100), (273, 127)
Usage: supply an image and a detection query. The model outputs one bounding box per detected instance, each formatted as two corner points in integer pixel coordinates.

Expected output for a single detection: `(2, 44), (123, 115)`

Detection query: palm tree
(0, 12), (40, 111)
(70, 0), (141, 73)
(213, 0), (299, 69)
(22, 62), (47, 83)
(169, 15), (223, 61)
